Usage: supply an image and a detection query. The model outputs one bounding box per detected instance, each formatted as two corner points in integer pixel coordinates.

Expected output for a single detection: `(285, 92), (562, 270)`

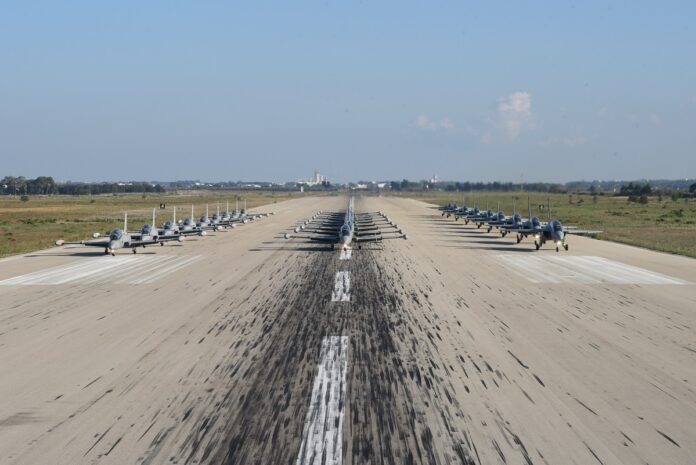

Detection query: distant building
(297, 170), (327, 186)
(429, 175), (439, 184)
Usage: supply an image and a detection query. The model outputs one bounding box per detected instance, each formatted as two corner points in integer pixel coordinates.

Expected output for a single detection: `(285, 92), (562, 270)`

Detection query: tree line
(1, 176), (165, 196)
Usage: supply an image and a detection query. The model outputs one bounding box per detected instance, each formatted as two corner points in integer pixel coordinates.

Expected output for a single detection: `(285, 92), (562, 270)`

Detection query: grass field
(0, 190), (304, 258)
(389, 191), (696, 258)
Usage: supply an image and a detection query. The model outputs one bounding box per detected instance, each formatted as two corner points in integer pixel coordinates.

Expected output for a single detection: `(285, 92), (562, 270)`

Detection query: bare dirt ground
(0, 195), (694, 464)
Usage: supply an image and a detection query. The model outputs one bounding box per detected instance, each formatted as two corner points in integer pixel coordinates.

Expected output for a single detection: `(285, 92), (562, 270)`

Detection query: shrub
(20, 195), (29, 202)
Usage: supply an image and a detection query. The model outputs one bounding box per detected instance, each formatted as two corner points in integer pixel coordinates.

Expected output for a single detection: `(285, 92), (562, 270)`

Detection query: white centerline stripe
(339, 248), (352, 260)
(295, 336), (348, 465)
(331, 272), (351, 302)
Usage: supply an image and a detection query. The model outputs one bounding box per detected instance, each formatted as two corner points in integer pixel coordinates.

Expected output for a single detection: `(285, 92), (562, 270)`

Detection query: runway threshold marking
(497, 255), (687, 285)
(339, 248), (352, 260)
(0, 255), (202, 286)
(331, 271), (351, 302)
(295, 336), (348, 465)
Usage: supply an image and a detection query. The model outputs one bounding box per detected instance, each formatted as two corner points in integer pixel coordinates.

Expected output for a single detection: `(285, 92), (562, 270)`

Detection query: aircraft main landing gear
(516, 234), (522, 244)
(534, 240), (541, 250)
(564, 243), (569, 251)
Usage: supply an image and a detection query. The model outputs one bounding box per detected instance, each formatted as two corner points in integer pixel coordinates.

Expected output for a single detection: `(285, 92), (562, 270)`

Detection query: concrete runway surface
(0, 195), (695, 465)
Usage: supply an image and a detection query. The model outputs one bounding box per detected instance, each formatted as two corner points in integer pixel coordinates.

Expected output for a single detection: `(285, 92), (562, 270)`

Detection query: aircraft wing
(565, 228), (602, 235)
(127, 238), (161, 247)
(309, 236), (337, 243)
(354, 233), (405, 243)
(502, 226), (542, 234)
(62, 238), (110, 247)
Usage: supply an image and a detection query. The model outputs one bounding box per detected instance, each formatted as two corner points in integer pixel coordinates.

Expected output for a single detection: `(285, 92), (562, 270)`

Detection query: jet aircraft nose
(108, 240), (119, 251)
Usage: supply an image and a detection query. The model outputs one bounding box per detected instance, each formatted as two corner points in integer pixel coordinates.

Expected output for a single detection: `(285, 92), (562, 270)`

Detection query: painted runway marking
(339, 248), (352, 260)
(497, 255), (687, 285)
(295, 336), (348, 465)
(331, 271), (351, 302)
(0, 255), (202, 286)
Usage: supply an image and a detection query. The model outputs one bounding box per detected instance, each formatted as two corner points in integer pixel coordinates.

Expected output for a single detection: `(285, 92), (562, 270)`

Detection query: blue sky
(1, 1), (695, 183)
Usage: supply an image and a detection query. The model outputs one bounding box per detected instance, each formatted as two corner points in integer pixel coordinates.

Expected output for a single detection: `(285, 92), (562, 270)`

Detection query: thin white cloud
(414, 114), (455, 131)
(498, 91), (535, 138)
(539, 135), (587, 148)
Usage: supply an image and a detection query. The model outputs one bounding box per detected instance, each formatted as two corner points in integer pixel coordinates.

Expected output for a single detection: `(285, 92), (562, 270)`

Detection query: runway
(0, 195), (694, 464)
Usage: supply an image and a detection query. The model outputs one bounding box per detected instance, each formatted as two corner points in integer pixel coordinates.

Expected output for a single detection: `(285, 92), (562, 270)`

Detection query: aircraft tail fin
(124, 212), (128, 233)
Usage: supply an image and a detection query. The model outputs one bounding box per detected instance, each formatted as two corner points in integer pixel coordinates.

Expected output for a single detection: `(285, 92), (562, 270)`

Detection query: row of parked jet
(285, 197), (407, 249)
(55, 201), (274, 255)
(440, 198), (601, 252)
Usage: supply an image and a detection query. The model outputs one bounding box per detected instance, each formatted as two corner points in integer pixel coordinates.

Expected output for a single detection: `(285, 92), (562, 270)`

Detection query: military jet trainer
(55, 213), (182, 256)
(285, 197), (407, 249)
(504, 201), (602, 251)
